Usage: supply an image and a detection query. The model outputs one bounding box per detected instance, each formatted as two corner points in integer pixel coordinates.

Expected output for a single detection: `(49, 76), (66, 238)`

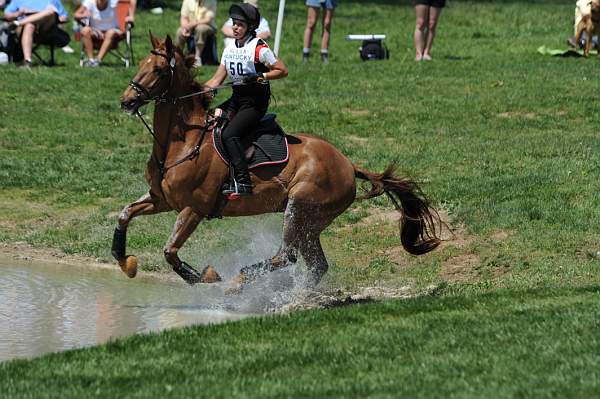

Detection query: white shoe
(62, 45), (74, 54)
(193, 57), (202, 67)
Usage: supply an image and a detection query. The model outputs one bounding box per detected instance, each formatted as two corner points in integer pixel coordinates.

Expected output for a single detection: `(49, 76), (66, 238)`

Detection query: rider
(205, 2), (288, 197)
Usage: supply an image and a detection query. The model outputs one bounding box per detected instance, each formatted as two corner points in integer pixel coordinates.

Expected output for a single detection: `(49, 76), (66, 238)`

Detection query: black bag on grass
(360, 40), (389, 61)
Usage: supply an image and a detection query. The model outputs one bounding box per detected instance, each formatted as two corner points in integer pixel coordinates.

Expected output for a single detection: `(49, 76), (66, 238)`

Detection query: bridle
(128, 49), (176, 104)
(127, 47), (262, 176)
(128, 49), (212, 176)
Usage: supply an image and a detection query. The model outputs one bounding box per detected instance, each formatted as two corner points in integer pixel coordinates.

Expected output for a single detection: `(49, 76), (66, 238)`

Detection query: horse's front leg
(112, 192), (169, 278)
(164, 206), (222, 285)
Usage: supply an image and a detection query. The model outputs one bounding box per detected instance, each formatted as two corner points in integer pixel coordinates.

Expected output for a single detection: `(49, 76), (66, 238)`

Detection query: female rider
(205, 2), (288, 197)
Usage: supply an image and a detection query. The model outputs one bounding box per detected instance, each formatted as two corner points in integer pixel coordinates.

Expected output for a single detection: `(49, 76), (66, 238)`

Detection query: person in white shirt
(205, 3), (287, 197)
(221, 0), (270, 48)
(74, 0), (135, 66)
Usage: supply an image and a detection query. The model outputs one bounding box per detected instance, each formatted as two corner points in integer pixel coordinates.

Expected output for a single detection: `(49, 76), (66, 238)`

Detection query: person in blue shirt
(4, 0), (68, 66)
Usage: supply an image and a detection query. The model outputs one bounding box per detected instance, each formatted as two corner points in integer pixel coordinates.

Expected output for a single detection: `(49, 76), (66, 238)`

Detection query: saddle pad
(213, 114), (289, 170)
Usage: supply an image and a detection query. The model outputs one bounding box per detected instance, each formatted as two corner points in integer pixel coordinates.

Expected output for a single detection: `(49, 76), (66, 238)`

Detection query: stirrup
(222, 180), (253, 199)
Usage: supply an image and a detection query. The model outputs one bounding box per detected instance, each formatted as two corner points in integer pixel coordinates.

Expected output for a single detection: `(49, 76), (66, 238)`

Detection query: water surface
(0, 256), (291, 362)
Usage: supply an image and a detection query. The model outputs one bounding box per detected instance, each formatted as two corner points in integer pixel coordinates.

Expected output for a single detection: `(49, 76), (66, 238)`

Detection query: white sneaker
(84, 58), (100, 67)
(62, 45), (75, 54)
(193, 57), (202, 68)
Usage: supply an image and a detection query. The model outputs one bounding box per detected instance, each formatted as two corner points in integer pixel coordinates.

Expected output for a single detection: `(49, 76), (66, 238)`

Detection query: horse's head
(121, 32), (196, 114)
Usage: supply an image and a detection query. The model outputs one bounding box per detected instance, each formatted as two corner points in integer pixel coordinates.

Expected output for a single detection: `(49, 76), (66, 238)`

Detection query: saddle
(212, 114), (289, 169)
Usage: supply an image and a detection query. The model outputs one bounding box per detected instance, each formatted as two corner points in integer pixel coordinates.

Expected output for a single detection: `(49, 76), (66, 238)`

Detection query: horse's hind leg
(164, 206), (221, 285)
(298, 229), (329, 288)
(228, 200), (302, 290)
(112, 192), (169, 277)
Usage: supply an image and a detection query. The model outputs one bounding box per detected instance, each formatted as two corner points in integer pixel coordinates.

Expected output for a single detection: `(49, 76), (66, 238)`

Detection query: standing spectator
(176, 0), (216, 67)
(221, 0), (269, 48)
(302, 0), (337, 64)
(3, 0), (68, 67)
(74, 0), (135, 66)
(414, 0), (445, 61)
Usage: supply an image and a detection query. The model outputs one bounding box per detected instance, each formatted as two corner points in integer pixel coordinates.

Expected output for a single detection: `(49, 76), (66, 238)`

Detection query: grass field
(1, 0), (600, 396)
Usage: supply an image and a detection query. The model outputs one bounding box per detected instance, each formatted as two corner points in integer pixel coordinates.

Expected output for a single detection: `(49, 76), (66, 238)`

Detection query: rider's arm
(263, 58), (288, 81)
(258, 46), (288, 81)
(205, 64), (228, 88)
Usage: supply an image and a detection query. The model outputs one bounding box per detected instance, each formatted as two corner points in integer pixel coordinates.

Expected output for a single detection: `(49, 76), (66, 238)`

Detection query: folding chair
(76, 0), (134, 67)
(32, 25), (70, 66)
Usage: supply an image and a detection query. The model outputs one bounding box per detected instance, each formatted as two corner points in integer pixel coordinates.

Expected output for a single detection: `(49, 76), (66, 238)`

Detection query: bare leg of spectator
(81, 26), (95, 60)
(20, 23), (36, 63)
(97, 29), (117, 61)
(14, 9), (56, 26)
(422, 6), (442, 60)
(320, 8), (333, 63)
(303, 6), (319, 62)
(414, 4), (429, 61)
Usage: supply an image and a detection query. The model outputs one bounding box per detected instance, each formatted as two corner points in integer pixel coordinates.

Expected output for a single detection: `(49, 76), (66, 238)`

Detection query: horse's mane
(171, 44), (211, 111)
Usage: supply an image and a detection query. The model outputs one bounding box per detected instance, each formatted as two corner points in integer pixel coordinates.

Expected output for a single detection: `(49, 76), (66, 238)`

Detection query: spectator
(414, 0), (445, 61)
(74, 0), (135, 67)
(176, 0), (216, 67)
(3, 0), (68, 67)
(221, 0), (269, 48)
(568, 0), (600, 48)
(302, 0), (337, 64)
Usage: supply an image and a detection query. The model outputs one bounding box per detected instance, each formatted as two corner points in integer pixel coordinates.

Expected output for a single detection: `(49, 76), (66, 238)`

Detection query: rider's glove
(242, 72), (266, 84)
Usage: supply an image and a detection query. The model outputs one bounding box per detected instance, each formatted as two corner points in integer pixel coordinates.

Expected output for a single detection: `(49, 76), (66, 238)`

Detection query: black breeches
(222, 104), (266, 172)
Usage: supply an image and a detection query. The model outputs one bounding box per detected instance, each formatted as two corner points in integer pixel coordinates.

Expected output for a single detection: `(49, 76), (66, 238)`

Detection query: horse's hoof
(118, 255), (138, 278)
(200, 265), (222, 283)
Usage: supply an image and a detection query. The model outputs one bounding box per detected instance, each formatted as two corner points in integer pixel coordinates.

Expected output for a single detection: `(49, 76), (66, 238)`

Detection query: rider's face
(232, 19), (249, 39)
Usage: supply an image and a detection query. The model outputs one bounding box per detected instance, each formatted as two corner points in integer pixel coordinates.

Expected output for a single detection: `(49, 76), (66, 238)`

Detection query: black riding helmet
(229, 3), (260, 32)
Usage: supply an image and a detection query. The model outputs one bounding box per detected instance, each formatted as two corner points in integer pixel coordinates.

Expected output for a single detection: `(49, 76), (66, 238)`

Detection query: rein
(130, 49), (213, 175)
(128, 48), (269, 175)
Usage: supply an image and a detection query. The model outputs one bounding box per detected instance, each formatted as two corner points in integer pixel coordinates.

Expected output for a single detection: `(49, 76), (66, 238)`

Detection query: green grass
(2, 0), (600, 395)
(2, 285), (599, 398)
(2, 0), (598, 292)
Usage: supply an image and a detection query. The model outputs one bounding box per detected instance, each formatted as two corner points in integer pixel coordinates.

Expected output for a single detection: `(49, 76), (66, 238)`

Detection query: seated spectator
(3, 0), (68, 67)
(176, 0), (216, 67)
(221, 0), (269, 48)
(74, 0), (135, 67)
(568, 0), (600, 48)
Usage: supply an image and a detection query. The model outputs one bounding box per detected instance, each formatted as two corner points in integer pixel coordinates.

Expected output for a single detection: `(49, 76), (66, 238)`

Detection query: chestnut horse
(113, 33), (441, 289)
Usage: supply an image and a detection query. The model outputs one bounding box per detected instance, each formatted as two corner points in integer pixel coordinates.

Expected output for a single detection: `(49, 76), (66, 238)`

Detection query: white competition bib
(221, 37), (267, 85)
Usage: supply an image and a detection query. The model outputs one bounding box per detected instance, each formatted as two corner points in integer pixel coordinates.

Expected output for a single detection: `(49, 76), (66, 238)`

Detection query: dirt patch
(347, 135), (369, 145)
(439, 254), (481, 283)
(343, 108), (370, 117)
(497, 111), (537, 119)
(278, 284), (439, 312)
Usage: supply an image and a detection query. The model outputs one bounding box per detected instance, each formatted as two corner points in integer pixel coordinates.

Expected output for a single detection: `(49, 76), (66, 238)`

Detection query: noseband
(128, 50), (176, 103)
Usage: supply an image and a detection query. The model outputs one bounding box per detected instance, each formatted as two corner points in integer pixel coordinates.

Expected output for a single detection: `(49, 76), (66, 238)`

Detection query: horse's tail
(354, 164), (441, 255)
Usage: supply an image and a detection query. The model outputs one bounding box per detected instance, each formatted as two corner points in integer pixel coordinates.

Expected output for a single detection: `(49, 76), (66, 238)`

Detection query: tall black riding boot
(222, 137), (253, 197)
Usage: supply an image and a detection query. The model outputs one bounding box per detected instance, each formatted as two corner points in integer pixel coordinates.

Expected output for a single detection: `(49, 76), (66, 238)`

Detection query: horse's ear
(184, 54), (196, 69)
(149, 30), (160, 49)
(165, 34), (174, 56)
